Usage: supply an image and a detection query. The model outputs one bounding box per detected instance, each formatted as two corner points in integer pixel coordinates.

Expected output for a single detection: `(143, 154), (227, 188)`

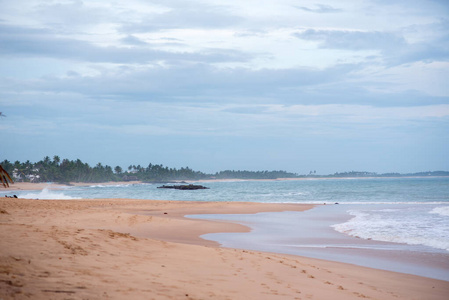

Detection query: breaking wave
(18, 188), (81, 200)
(430, 206), (449, 217)
(332, 205), (449, 252)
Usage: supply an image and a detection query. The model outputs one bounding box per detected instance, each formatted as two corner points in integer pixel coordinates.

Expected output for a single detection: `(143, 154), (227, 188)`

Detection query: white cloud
(294, 4), (342, 14)
(294, 29), (406, 51)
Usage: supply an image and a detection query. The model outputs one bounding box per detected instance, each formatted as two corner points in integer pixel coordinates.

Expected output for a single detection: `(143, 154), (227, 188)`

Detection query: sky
(0, 0), (448, 175)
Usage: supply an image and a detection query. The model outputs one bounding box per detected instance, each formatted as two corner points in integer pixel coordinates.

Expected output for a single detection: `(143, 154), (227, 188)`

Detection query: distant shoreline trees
(0, 156), (299, 183)
(1, 156), (448, 184)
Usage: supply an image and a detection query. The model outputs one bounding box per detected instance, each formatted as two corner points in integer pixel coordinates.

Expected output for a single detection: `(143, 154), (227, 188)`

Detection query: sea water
(11, 177), (448, 203)
(7, 177), (449, 279)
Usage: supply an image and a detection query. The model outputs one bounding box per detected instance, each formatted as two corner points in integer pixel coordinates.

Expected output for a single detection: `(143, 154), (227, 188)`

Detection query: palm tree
(53, 155), (61, 165)
(0, 165), (13, 188)
(114, 166), (123, 174)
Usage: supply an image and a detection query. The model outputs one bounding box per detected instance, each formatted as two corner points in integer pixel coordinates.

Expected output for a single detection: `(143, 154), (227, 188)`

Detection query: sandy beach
(1, 195), (448, 300)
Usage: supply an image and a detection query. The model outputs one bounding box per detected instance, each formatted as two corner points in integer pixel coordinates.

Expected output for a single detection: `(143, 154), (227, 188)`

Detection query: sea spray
(18, 187), (81, 200)
(430, 206), (449, 217)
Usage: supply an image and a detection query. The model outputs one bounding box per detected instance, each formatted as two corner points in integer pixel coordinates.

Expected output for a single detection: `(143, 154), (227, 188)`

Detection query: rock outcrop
(157, 184), (209, 190)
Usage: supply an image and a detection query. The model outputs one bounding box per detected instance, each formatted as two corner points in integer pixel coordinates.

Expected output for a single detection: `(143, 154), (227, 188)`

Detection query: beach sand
(1, 196), (448, 300)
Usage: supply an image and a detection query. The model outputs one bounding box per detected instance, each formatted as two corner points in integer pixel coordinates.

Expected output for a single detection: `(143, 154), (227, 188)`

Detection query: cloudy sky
(1, 0), (448, 174)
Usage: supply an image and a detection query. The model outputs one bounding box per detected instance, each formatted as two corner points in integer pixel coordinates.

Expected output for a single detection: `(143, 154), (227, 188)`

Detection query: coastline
(192, 206), (449, 281)
(2, 181), (144, 191)
(1, 197), (448, 299)
(4, 176), (447, 192)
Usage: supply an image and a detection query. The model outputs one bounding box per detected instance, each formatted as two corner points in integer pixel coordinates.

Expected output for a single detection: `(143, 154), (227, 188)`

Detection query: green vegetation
(0, 156), (298, 183)
(1, 156), (116, 183)
(1, 156), (448, 184)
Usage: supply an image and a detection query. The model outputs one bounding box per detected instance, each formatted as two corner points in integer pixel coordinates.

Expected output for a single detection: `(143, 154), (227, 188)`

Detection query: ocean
(7, 177), (449, 280)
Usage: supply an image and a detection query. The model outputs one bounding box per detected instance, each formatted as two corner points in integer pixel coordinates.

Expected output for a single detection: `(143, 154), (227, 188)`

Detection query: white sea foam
(430, 206), (449, 217)
(18, 188), (81, 200)
(332, 205), (449, 252)
(88, 184), (132, 188)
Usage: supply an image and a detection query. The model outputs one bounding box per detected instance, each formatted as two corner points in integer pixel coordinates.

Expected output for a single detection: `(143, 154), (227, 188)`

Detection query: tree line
(0, 156), (299, 183)
(3, 156), (446, 184)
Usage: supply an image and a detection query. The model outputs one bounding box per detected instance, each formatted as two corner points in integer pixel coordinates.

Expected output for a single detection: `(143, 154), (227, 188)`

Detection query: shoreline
(191, 206), (449, 281)
(2, 181), (144, 191)
(4, 175), (449, 191)
(1, 197), (448, 299)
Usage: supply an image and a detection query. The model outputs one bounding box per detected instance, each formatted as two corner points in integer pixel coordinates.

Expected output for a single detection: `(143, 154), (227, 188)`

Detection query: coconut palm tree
(0, 165), (13, 188)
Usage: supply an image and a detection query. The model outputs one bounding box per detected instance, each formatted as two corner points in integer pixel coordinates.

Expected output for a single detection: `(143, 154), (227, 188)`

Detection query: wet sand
(191, 205), (449, 281)
(1, 197), (448, 299)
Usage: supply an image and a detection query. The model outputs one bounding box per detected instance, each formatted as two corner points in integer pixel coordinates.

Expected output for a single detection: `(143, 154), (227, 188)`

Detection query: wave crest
(332, 206), (449, 252)
(18, 188), (80, 200)
(430, 206), (449, 217)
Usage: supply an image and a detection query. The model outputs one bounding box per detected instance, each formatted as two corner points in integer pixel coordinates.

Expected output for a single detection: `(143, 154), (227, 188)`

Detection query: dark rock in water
(157, 184), (209, 190)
